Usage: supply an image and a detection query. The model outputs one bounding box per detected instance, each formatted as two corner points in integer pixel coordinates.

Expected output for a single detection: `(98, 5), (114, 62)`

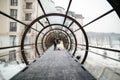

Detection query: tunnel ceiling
(0, 0), (120, 66)
(19, 0), (120, 65)
(21, 13), (89, 65)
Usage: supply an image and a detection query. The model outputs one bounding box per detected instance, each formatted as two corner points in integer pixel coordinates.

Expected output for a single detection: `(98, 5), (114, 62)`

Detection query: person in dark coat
(53, 39), (57, 50)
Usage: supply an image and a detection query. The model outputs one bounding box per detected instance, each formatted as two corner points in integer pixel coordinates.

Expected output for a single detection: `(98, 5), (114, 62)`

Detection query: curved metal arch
(42, 31), (69, 50)
(21, 13), (89, 65)
(41, 28), (72, 51)
(41, 23), (76, 52)
(35, 23), (77, 57)
(35, 16), (88, 64)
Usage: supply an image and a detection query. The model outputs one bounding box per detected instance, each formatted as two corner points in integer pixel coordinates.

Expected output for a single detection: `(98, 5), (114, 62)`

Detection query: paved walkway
(11, 47), (96, 80)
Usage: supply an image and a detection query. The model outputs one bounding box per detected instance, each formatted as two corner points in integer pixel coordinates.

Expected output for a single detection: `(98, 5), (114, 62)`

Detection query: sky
(52, 0), (120, 33)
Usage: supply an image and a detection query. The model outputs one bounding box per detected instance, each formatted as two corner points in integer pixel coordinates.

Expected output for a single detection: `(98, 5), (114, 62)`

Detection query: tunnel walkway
(10, 47), (96, 80)
(0, 0), (120, 80)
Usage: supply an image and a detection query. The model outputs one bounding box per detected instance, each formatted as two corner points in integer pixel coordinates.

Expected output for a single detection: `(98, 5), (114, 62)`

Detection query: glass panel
(69, 0), (113, 24)
(0, 49), (26, 80)
(52, 0), (70, 13)
(47, 16), (64, 24)
(84, 49), (120, 79)
(0, 0), (120, 79)
(86, 11), (120, 49)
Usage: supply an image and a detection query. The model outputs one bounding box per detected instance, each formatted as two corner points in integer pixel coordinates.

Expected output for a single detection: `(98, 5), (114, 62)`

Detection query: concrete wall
(84, 61), (120, 80)
(98, 68), (120, 80)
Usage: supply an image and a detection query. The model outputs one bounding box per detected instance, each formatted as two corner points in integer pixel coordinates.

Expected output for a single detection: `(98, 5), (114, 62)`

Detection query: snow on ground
(0, 62), (26, 80)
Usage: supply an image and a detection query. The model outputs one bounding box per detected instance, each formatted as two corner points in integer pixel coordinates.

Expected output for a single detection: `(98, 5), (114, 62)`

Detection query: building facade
(0, 0), (40, 62)
(0, 0), (84, 63)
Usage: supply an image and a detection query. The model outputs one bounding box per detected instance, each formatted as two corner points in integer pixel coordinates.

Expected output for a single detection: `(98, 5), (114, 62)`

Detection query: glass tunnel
(0, 0), (120, 80)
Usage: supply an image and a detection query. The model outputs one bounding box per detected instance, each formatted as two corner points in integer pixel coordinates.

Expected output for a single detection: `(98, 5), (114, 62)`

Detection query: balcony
(22, 20), (32, 24)
(24, 0), (35, 2)
(23, 5), (34, 13)
(22, 18), (32, 24)
(22, 14), (34, 24)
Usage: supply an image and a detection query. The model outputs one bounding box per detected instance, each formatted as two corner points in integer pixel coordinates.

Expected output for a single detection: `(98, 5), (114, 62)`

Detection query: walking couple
(54, 38), (64, 50)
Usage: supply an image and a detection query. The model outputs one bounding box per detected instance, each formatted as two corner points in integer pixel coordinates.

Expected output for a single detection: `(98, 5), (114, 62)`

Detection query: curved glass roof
(53, 0), (120, 33)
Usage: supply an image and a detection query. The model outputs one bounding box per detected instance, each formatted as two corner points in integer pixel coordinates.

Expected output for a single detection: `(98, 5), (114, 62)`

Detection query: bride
(56, 40), (64, 50)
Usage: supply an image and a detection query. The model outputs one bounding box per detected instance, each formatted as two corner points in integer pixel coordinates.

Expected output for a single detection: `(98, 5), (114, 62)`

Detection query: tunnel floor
(10, 47), (96, 80)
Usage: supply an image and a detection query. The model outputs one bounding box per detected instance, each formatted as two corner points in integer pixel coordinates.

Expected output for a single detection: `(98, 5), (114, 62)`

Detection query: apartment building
(0, 0), (84, 62)
(0, 0), (40, 62)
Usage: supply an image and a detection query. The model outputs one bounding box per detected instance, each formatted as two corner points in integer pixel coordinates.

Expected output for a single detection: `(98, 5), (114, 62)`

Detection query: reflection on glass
(0, 50), (26, 80)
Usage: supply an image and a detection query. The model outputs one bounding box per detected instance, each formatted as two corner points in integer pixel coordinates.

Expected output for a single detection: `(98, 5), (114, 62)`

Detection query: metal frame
(40, 24), (76, 52)
(21, 13), (89, 65)
(63, 0), (72, 25)
(107, 0), (120, 18)
(78, 47), (120, 62)
(0, 11), (40, 32)
(78, 44), (120, 53)
(44, 24), (79, 54)
(0, 43), (41, 50)
(41, 29), (72, 51)
(37, 0), (50, 25)
(35, 23), (77, 56)
(31, 0), (119, 65)
(0, 0), (120, 65)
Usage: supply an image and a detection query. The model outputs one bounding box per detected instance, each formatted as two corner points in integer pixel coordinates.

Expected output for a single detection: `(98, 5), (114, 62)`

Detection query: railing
(0, 9), (42, 79)
(0, 49), (26, 80)
(0, 43), (42, 80)
(0, 0), (120, 80)
(77, 44), (120, 62)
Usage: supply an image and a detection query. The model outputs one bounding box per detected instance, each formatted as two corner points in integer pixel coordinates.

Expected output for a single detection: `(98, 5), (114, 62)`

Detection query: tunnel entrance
(21, 13), (89, 65)
(44, 30), (69, 50)
(0, 0), (120, 79)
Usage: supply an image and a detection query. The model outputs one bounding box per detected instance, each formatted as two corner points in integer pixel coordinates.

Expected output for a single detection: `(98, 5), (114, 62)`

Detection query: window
(10, 9), (17, 18)
(9, 50), (16, 61)
(10, 22), (17, 32)
(9, 35), (16, 46)
(24, 36), (30, 44)
(25, 13), (32, 21)
(26, 2), (32, 9)
(11, 0), (18, 6)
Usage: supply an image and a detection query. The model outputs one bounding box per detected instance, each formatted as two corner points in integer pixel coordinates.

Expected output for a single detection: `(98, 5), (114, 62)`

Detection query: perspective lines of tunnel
(0, 0), (120, 80)
(21, 13), (89, 65)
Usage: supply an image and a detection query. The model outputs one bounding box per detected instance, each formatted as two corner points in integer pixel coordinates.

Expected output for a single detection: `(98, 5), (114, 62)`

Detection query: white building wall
(0, 0), (84, 60)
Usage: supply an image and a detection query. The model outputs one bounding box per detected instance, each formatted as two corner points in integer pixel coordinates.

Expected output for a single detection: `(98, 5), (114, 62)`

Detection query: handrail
(78, 47), (120, 62)
(89, 43), (120, 45)
(0, 43), (41, 50)
(77, 44), (120, 53)
(89, 50), (120, 62)
(0, 48), (31, 58)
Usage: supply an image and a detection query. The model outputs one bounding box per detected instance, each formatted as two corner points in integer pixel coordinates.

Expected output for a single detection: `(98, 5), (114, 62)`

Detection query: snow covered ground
(0, 62), (26, 80)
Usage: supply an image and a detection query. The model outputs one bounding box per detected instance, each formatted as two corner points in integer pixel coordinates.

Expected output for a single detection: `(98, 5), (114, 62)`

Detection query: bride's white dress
(56, 41), (64, 50)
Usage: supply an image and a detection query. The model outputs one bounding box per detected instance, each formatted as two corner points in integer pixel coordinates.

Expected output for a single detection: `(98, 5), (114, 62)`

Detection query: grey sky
(53, 0), (120, 33)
